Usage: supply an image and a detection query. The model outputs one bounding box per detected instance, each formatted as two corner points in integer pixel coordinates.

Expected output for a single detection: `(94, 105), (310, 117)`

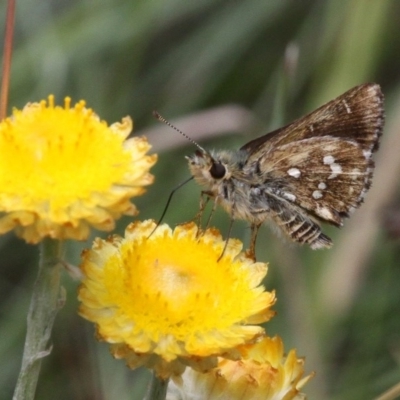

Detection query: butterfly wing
(241, 83), (383, 155)
(254, 136), (373, 223)
(241, 83), (384, 247)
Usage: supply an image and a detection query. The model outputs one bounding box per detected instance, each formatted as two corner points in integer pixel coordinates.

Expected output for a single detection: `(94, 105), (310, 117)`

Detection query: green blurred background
(1, 0), (400, 399)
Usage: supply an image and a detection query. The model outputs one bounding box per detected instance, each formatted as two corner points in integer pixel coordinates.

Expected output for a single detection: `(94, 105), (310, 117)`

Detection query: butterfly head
(186, 149), (232, 189)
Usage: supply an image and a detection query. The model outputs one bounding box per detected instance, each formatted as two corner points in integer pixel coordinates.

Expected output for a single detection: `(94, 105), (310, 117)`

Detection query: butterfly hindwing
(251, 137), (373, 226)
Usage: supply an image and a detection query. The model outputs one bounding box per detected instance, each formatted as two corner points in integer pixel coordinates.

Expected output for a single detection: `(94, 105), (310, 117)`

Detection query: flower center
(104, 235), (261, 338)
(0, 97), (132, 213)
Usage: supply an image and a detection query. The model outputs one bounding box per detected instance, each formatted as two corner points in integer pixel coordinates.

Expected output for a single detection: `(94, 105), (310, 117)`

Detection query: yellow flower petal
(169, 336), (314, 400)
(0, 96), (157, 242)
(78, 220), (276, 378)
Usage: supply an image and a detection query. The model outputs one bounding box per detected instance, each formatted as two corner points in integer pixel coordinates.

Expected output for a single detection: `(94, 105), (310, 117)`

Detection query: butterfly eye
(209, 162), (226, 179)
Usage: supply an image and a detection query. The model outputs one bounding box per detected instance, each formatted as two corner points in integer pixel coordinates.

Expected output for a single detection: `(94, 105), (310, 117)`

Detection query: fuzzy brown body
(187, 83), (384, 252)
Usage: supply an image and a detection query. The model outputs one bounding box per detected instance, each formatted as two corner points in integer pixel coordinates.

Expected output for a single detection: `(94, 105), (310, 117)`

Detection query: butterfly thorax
(187, 149), (269, 222)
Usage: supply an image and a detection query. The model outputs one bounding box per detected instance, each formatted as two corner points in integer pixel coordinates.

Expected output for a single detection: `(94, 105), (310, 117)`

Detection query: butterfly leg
(176, 191), (210, 231)
(193, 191), (214, 238)
(217, 217), (235, 262)
(195, 191), (211, 223)
(203, 196), (219, 231)
(248, 223), (262, 261)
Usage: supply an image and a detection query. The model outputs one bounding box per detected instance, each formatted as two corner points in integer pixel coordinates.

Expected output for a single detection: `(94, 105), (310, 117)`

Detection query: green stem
(145, 372), (169, 400)
(13, 238), (64, 400)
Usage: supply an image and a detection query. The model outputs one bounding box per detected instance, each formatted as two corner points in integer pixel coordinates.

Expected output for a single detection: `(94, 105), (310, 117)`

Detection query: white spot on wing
(312, 190), (323, 200)
(363, 149), (372, 159)
(330, 163), (342, 174)
(318, 182), (327, 190)
(328, 162), (342, 179)
(283, 192), (297, 202)
(323, 155), (335, 165)
(287, 168), (301, 178)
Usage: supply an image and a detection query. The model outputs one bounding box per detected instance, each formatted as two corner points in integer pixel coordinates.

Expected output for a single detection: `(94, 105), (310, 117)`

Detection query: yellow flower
(169, 336), (314, 400)
(78, 220), (276, 379)
(0, 96), (156, 243)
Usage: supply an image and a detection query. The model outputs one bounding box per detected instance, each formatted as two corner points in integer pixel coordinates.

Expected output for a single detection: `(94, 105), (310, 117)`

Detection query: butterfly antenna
(148, 176), (194, 238)
(153, 111), (208, 154)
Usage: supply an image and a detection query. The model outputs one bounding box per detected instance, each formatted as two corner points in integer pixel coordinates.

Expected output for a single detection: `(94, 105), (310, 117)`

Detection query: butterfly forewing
(241, 83), (383, 153)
